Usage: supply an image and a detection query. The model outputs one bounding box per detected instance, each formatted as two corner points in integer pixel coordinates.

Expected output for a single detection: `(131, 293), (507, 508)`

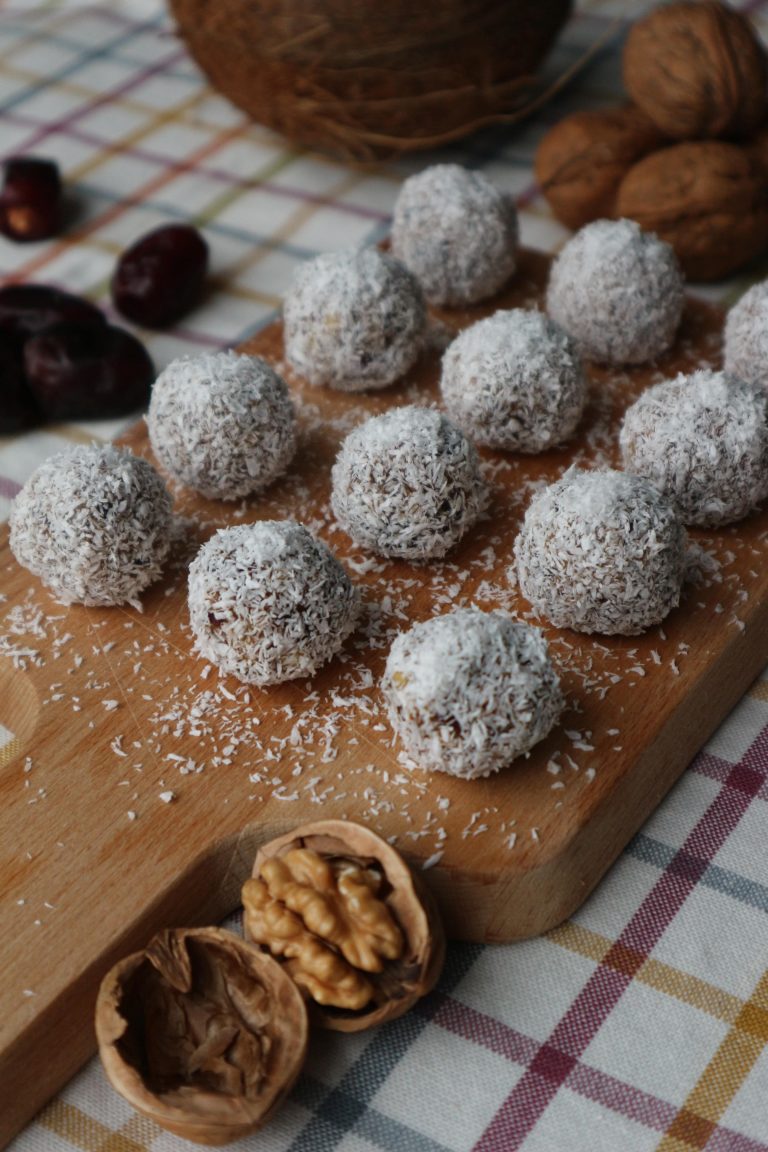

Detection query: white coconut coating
(440, 309), (586, 452)
(514, 469), (687, 635)
(147, 351), (296, 501)
(724, 281), (768, 393)
(331, 405), (488, 560)
(391, 164), (518, 307)
(620, 369), (768, 527)
(381, 608), (563, 779)
(282, 247), (426, 391)
(546, 219), (684, 365)
(10, 444), (172, 606)
(188, 520), (359, 685)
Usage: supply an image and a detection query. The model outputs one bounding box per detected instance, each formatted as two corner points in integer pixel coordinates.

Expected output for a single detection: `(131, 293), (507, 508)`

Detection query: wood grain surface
(2, 249), (768, 1145)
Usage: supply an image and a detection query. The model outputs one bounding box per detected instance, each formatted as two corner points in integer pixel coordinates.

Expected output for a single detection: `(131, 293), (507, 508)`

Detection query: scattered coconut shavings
(621, 370), (768, 527)
(9, 444), (172, 607)
(547, 218), (683, 365)
(391, 164), (518, 307)
(159, 791), (175, 804)
(284, 246), (426, 391)
(331, 405), (488, 560)
(148, 351), (297, 501)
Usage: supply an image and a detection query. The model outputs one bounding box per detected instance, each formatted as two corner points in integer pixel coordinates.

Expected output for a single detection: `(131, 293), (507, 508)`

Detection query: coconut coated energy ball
(331, 405), (488, 560)
(546, 218), (684, 365)
(620, 369), (768, 527)
(440, 309), (586, 452)
(514, 468), (687, 635)
(723, 280), (768, 393)
(283, 247), (426, 391)
(147, 351), (296, 501)
(391, 164), (518, 307)
(10, 443), (172, 606)
(188, 520), (359, 685)
(381, 608), (563, 779)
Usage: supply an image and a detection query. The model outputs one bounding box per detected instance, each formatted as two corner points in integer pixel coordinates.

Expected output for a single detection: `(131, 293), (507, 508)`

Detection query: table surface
(3, 2), (768, 1151)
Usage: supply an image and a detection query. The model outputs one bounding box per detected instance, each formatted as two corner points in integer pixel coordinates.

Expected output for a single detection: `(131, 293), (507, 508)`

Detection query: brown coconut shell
(169, 0), (573, 159)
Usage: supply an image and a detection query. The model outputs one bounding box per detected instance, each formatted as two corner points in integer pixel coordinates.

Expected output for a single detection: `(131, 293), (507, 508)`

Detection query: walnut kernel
(95, 927), (308, 1146)
(243, 820), (445, 1031)
(616, 140), (768, 281)
(535, 106), (664, 230)
(623, 1), (767, 140)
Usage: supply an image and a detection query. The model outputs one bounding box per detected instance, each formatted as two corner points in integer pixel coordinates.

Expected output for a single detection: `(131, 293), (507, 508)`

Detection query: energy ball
(10, 443), (172, 606)
(331, 405), (488, 560)
(147, 351), (296, 501)
(514, 468), (687, 635)
(546, 218), (684, 365)
(283, 247), (426, 391)
(188, 520), (359, 685)
(381, 608), (563, 779)
(440, 309), (586, 452)
(391, 164), (518, 307)
(620, 369), (768, 527)
(724, 281), (768, 393)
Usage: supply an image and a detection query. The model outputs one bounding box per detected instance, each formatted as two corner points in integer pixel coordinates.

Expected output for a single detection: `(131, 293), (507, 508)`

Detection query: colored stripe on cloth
(473, 734), (768, 1151)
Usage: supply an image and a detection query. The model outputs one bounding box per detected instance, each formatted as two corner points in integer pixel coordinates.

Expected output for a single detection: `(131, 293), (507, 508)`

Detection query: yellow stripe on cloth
(39, 1099), (148, 1151)
(656, 969), (768, 1151)
(549, 921), (744, 1026)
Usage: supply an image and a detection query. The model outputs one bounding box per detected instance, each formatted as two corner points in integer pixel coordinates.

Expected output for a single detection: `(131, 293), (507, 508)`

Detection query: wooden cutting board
(2, 248), (768, 1145)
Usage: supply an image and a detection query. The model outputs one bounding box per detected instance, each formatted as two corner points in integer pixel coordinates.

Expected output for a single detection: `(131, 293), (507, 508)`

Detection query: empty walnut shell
(623, 1), (767, 140)
(535, 105), (664, 230)
(95, 927), (308, 1146)
(616, 141), (768, 282)
(243, 820), (445, 1032)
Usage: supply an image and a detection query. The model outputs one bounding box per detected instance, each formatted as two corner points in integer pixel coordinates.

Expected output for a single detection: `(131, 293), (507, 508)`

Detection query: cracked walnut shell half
(242, 820), (445, 1031)
(95, 926), (308, 1146)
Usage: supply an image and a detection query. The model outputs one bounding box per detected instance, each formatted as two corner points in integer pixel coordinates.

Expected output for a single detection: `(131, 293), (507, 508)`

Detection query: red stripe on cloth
(430, 993), (768, 1150)
(472, 751), (766, 1151)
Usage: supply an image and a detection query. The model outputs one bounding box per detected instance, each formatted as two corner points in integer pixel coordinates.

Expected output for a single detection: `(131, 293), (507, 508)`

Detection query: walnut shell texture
(616, 140), (768, 281)
(244, 819), (446, 1032)
(95, 927), (308, 1146)
(623, 1), (767, 140)
(535, 105), (664, 229)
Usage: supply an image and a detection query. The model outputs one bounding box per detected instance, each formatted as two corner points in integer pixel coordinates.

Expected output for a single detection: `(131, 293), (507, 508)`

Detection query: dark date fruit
(0, 338), (39, 433)
(0, 284), (106, 339)
(0, 157), (62, 242)
(24, 322), (154, 421)
(111, 223), (208, 328)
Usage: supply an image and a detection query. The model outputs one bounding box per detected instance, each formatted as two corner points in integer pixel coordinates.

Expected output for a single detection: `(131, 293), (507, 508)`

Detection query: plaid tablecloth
(3, 2), (768, 1150)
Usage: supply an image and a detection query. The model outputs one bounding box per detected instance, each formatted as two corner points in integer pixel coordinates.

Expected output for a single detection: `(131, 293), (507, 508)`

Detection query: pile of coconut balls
(10, 162), (768, 782)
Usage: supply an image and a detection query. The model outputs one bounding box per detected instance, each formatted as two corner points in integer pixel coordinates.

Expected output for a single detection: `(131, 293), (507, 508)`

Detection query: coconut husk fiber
(169, 0), (574, 159)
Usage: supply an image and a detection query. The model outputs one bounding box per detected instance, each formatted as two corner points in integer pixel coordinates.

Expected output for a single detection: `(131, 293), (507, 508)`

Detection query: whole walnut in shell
(535, 106), (664, 230)
(95, 927), (308, 1146)
(242, 820), (445, 1031)
(616, 141), (768, 281)
(623, 1), (767, 140)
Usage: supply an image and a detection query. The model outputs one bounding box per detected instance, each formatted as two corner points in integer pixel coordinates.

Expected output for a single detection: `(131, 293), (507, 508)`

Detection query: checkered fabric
(3, 2), (768, 1150)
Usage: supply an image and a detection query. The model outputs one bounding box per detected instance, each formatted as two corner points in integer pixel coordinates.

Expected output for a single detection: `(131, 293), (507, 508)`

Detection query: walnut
(95, 927), (308, 1146)
(243, 820), (445, 1031)
(623, 1), (767, 140)
(615, 140), (768, 281)
(534, 106), (664, 230)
